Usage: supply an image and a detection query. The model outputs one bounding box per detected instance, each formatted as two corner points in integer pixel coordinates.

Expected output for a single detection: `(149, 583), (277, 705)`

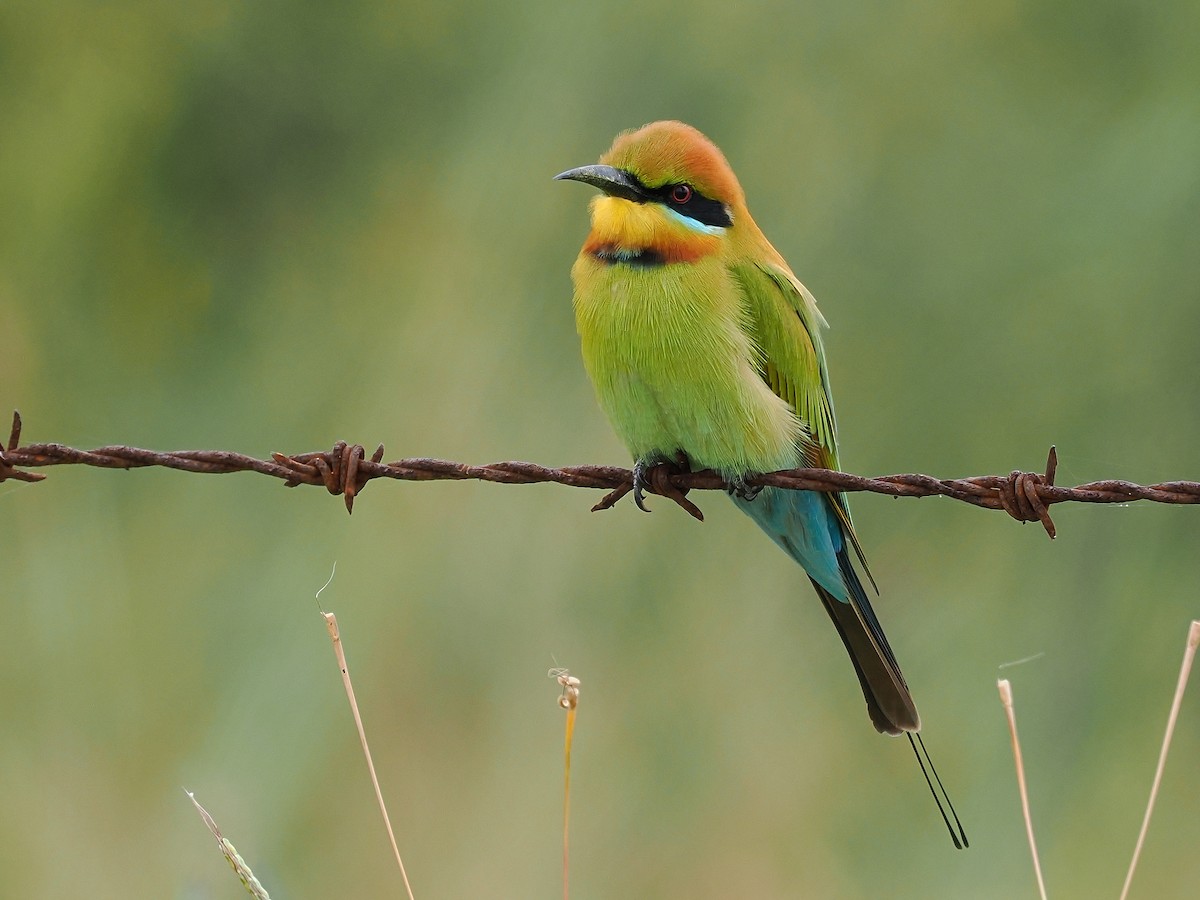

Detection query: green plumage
(561, 120), (919, 736)
(572, 252), (802, 479)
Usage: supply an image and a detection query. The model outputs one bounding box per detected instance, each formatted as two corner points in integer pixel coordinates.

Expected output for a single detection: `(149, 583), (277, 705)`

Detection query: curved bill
(553, 164), (650, 204)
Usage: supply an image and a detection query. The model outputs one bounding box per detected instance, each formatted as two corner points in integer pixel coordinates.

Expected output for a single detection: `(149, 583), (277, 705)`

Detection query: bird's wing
(731, 259), (873, 582)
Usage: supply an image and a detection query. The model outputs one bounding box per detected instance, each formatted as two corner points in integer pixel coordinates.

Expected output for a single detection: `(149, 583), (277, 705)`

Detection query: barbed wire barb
(3, 411), (1200, 537)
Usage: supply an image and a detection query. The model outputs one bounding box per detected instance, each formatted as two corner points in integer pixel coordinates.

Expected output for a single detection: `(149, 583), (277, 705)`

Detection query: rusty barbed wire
(3, 411), (1200, 538)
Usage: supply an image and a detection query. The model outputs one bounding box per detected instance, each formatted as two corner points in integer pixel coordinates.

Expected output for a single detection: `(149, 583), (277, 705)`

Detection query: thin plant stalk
(551, 669), (580, 900)
(1119, 620), (1200, 900)
(322, 609), (416, 900)
(998, 679), (1049, 900)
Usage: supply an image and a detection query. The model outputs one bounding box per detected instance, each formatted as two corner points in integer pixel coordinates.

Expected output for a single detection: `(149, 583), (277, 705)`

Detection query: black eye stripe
(653, 182), (732, 229)
(561, 165), (733, 229)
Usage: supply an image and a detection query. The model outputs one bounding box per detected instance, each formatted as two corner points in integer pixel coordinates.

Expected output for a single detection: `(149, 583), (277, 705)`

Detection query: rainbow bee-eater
(558, 120), (965, 847)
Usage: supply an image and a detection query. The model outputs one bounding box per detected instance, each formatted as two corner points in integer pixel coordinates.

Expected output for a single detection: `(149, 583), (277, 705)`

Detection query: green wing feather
(731, 260), (875, 586)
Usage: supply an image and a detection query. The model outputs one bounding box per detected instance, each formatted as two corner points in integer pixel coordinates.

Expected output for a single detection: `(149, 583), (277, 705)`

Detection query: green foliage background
(3, 2), (1199, 897)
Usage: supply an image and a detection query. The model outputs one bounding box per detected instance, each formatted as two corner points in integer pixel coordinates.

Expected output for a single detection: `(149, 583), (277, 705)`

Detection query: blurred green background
(2, 1), (1199, 897)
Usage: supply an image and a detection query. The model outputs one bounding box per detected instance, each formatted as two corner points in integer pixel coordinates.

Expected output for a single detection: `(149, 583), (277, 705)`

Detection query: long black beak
(554, 164), (650, 204)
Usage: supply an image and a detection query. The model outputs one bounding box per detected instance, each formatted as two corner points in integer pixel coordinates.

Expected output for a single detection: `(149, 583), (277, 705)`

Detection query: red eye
(671, 184), (692, 203)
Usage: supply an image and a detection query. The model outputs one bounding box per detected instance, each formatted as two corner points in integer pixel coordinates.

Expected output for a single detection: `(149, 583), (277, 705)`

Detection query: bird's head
(556, 121), (752, 267)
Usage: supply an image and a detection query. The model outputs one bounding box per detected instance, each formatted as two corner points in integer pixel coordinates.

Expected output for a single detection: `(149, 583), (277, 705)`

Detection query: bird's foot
(632, 459), (654, 512)
(632, 455), (683, 511)
(627, 452), (705, 521)
(592, 453), (705, 521)
(726, 474), (763, 502)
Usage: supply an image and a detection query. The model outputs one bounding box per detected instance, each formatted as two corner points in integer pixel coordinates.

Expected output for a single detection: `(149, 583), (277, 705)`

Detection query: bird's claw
(632, 459), (653, 512)
(625, 454), (705, 521)
(726, 476), (763, 502)
(591, 454), (705, 521)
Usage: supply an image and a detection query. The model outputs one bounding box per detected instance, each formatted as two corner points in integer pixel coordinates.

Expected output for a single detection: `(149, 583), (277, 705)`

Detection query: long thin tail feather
(734, 486), (968, 846)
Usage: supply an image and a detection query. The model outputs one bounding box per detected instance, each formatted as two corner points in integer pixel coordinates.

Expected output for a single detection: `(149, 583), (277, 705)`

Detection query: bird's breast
(571, 254), (801, 476)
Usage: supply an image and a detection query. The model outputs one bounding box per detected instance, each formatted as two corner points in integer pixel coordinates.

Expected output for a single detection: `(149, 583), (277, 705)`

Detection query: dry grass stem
(322, 609), (416, 900)
(998, 679), (1049, 900)
(550, 668), (581, 900)
(1118, 620), (1200, 900)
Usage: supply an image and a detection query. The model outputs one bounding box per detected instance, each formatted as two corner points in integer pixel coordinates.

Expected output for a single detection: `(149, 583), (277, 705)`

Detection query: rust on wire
(3, 411), (1200, 537)
(995, 447), (1058, 538)
(272, 441), (386, 513)
(0, 412), (46, 484)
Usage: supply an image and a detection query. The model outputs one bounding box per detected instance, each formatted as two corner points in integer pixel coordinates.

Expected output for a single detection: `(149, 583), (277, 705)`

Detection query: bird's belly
(573, 260), (800, 477)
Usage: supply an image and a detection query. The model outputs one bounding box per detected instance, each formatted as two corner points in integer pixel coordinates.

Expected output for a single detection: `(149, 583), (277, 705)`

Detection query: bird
(557, 120), (965, 848)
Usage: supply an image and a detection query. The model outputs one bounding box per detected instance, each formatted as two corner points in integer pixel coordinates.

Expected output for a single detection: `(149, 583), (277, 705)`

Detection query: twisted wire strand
(4, 411), (1198, 537)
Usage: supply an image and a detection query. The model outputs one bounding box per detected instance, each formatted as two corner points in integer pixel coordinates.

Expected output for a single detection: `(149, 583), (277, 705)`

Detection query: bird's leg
(631, 456), (664, 512)
(632, 451), (693, 512)
(726, 473), (763, 502)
